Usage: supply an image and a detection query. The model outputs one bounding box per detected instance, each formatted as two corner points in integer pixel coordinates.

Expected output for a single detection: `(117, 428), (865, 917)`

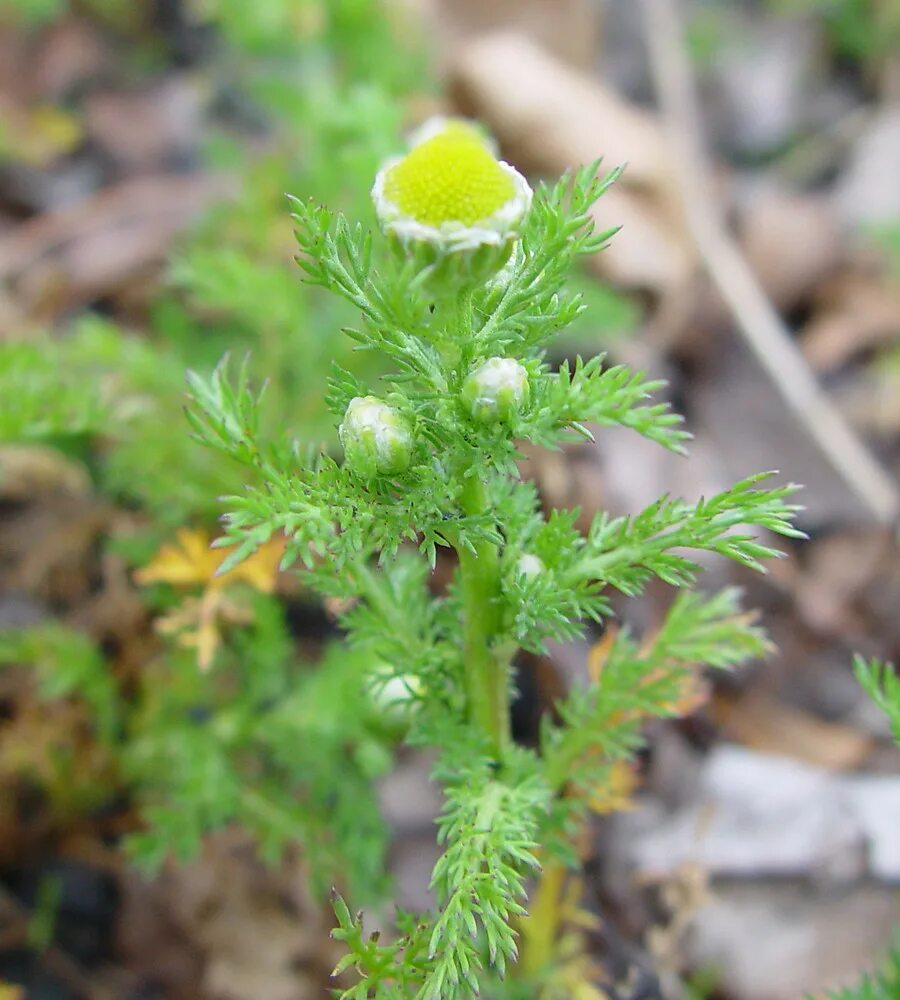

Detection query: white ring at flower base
(371, 158), (533, 254)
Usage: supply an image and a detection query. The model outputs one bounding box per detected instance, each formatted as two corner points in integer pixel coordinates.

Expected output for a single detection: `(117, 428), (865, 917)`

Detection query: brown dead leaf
(588, 761), (639, 816)
(0, 172), (235, 327)
(130, 833), (334, 1000)
(0, 16), (110, 106)
(644, 862), (710, 975)
(0, 669), (116, 864)
(790, 529), (887, 639)
(715, 691), (874, 770)
(407, 0), (602, 70)
(834, 369), (900, 437)
(739, 189), (844, 314)
(84, 76), (205, 171)
(115, 869), (206, 1000)
(0, 445), (91, 501)
(450, 32), (694, 293)
(0, 447), (111, 607)
(692, 327), (877, 526)
(71, 547), (150, 670)
(33, 16), (113, 99)
(0, 15), (109, 106)
(801, 271), (900, 373)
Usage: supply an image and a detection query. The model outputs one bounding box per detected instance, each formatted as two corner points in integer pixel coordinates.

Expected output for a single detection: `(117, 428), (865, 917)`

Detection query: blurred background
(0, 1), (898, 998)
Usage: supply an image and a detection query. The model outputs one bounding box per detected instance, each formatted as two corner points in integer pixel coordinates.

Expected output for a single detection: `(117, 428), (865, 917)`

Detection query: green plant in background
(688, 1), (900, 79)
(0, 625), (120, 823)
(0, 0), (66, 28)
(0, 0), (424, 530)
(0, 599), (397, 904)
(854, 655), (900, 744)
(0, 0), (427, 905)
(124, 601), (396, 900)
(769, 0), (900, 62)
(810, 657), (900, 998)
(821, 936), (900, 1000)
(186, 117), (803, 997)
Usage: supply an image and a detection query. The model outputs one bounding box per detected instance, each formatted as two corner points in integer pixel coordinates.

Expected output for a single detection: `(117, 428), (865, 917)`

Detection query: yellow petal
(587, 761), (638, 816)
(135, 528), (219, 587)
(218, 536), (284, 593)
(194, 618), (220, 672)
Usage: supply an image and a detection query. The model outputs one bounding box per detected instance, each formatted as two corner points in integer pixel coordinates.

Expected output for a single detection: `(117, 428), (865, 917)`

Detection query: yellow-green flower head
(372, 117), (532, 254)
(339, 396), (412, 478)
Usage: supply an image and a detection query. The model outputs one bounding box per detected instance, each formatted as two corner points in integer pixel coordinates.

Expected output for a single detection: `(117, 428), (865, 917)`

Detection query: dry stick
(638, 0), (899, 527)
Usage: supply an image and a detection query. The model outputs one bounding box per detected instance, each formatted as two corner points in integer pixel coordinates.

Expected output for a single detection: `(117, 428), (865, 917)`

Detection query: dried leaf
(136, 529), (284, 670)
(451, 31), (694, 292)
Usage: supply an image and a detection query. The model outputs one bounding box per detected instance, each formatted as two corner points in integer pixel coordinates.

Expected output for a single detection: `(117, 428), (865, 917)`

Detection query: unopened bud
(339, 396), (412, 477)
(369, 670), (425, 715)
(462, 357), (529, 424)
(516, 553), (544, 579)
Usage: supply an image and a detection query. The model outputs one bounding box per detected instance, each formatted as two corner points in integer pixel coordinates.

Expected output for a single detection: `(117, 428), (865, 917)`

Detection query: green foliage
(1, 0), (419, 529)
(126, 599), (394, 900)
(26, 873), (62, 953)
(1, 600), (395, 903)
(770, 0), (900, 61)
(835, 647), (900, 996)
(0, 0), (66, 27)
(426, 745), (549, 996)
(817, 937), (899, 1000)
(520, 355), (689, 452)
(0, 336), (109, 442)
(0, 3), (804, 991)
(331, 895), (433, 999)
(0, 318), (240, 525)
(853, 655), (900, 747)
(869, 222), (900, 285)
(186, 135), (802, 995)
(0, 0), (423, 898)
(0, 623), (119, 744)
(543, 589), (769, 792)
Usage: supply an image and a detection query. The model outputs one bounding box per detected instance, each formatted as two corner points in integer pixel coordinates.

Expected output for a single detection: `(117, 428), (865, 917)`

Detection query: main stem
(457, 474), (510, 761)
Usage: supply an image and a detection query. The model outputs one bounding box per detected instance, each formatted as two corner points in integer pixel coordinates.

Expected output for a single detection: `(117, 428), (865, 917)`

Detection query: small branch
(638, 0), (899, 527)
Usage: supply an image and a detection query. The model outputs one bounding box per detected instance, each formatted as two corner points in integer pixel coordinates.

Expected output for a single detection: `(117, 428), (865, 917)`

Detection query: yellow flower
(372, 117), (532, 254)
(135, 529), (283, 670)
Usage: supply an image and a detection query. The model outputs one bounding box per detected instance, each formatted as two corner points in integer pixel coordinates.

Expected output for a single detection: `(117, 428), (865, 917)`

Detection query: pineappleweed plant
(186, 118), (803, 997)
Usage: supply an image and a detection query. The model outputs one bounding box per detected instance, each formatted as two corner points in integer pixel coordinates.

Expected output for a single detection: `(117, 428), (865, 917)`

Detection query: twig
(638, 0), (899, 526)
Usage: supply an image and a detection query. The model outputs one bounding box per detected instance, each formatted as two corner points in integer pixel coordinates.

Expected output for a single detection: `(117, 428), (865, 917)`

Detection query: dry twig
(638, 0), (899, 526)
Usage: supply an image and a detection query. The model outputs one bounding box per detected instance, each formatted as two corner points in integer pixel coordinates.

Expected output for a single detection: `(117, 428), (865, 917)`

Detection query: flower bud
(339, 396), (412, 477)
(516, 553), (544, 579)
(462, 357), (529, 424)
(368, 669), (425, 715)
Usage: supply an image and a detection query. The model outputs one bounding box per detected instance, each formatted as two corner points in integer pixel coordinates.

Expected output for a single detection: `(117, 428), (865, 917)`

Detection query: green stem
(457, 474), (510, 761)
